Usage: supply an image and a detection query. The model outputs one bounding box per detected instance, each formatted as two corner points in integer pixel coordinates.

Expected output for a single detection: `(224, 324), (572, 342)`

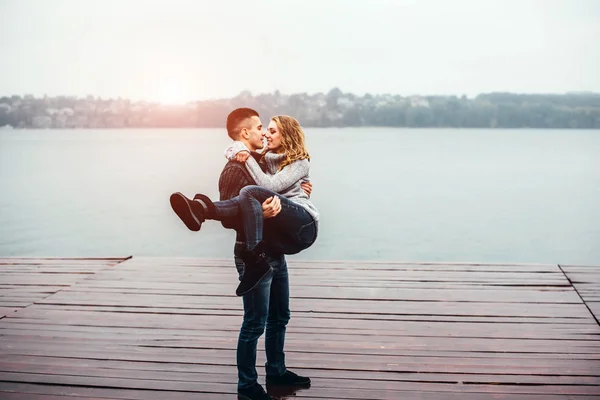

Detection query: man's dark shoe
(169, 192), (205, 231)
(237, 383), (274, 400)
(236, 242), (273, 296)
(266, 370), (311, 387)
(266, 384), (310, 398)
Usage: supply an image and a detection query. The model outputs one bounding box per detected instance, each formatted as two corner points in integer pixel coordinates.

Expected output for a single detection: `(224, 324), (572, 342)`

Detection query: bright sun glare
(155, 81), (192, 105)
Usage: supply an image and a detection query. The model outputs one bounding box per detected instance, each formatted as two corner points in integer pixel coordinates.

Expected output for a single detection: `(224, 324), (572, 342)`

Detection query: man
(194, 108), (312, 400)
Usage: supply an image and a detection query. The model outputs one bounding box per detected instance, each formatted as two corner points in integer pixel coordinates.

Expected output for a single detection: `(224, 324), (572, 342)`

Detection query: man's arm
(218, 161), (254, 230)
(218, 160), (283, 231)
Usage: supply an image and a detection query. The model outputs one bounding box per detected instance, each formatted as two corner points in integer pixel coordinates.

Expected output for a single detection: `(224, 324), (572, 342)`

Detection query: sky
(0, 0), (599, 103)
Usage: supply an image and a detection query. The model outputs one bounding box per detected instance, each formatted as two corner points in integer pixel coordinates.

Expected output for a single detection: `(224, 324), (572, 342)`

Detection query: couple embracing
(170, 107), (319, 400)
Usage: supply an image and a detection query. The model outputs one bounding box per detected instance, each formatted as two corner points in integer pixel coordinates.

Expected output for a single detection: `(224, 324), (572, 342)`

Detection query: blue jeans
(235, 244), (290, 389)
(213, 185), (317, 254)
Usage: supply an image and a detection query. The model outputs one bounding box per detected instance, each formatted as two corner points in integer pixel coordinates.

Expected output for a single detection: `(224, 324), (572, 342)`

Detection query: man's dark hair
(226, 108), (259, 140)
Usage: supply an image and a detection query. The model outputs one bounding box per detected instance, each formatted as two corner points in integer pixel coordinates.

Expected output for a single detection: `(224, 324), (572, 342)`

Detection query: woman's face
(265, 120), (282, 151)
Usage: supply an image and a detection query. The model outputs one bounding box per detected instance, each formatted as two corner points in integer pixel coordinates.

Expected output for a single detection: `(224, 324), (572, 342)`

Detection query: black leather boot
(236, 242), (273, 296)
(193, 193), (216, 218)
(169, 192), (206, 231)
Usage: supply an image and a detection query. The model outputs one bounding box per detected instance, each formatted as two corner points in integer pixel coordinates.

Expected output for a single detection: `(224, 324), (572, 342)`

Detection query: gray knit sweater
(225, 142), (319, 224)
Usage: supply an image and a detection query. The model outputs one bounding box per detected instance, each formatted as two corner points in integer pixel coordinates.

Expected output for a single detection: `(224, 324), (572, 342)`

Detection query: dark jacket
(218, 152), (263, 236)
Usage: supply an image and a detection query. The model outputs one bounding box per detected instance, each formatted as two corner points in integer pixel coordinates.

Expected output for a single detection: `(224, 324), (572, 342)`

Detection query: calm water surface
(1, 128), (599, 264)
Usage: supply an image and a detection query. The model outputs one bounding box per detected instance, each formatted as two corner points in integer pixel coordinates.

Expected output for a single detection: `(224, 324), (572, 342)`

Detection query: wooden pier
(0, 256), (599, 399)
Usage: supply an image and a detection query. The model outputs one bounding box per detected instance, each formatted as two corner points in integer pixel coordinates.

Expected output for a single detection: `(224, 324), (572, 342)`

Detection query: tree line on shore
(1, 89), (599, 129)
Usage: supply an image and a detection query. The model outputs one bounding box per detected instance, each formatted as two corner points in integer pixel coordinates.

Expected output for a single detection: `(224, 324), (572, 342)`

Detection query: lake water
(1, 128), (599, 265)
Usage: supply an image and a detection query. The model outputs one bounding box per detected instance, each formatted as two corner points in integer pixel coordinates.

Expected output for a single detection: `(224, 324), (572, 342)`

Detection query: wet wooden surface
(561, 264), (600, 323)
(1, 257), (599, 399)
(0, 257), (129, 318)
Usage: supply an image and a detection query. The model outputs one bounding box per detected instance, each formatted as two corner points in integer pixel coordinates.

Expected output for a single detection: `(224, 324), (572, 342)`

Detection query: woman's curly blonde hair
(270, 115), (310, 170)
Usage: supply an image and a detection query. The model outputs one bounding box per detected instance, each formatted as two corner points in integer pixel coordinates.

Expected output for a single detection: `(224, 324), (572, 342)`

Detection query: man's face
(242, 116), (264, 151)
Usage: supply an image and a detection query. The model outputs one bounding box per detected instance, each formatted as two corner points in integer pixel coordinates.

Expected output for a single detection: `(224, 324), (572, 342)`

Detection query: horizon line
(2, 89), (600, 104)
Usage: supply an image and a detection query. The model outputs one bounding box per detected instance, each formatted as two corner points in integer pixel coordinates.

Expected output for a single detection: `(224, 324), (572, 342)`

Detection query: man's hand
(262, 196), (281, 218)
(301, 181), (312, 197)
(235, 151), (250, 163)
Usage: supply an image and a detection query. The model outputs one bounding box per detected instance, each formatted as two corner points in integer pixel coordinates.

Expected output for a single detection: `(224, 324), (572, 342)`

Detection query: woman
(170, 115), (318, 296)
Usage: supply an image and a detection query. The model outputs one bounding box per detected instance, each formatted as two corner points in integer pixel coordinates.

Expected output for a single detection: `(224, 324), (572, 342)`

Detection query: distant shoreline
(2, 126), (600, 131)
(2, 90), (600, 129)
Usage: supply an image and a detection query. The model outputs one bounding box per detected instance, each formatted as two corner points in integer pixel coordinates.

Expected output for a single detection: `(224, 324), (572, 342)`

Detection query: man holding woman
(171, 108), (318, 400)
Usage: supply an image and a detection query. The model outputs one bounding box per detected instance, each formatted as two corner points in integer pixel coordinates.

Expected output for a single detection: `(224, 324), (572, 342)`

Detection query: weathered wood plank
(0, 307), (18, 319)
(56, 286), (581, 303)
(22, 303), (594, 324)
(561, 264), (600, 323)
(31, 294), (594, 318)
(0, 257), (130, 314)
(3, 355), (600, 384)
(2, 340), (600, 375)
(0, 394), (110, 400)
(1, 257), (599, 399)
(3, 382), (596, 400)
(3, 370), (600, 397)
(3, 317), (599, 339)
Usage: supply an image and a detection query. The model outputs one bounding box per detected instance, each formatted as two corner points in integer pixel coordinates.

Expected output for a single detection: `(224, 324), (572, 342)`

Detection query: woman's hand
(301, 181), (312, 197)
(235, 151), (250, 163)
(262, 196), (281, 218)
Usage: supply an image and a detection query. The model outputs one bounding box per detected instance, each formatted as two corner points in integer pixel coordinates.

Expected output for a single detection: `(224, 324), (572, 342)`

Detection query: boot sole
(236, 267), (273, 296)
(266, 380), (311, 388)
(170, 192), (201, 232)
